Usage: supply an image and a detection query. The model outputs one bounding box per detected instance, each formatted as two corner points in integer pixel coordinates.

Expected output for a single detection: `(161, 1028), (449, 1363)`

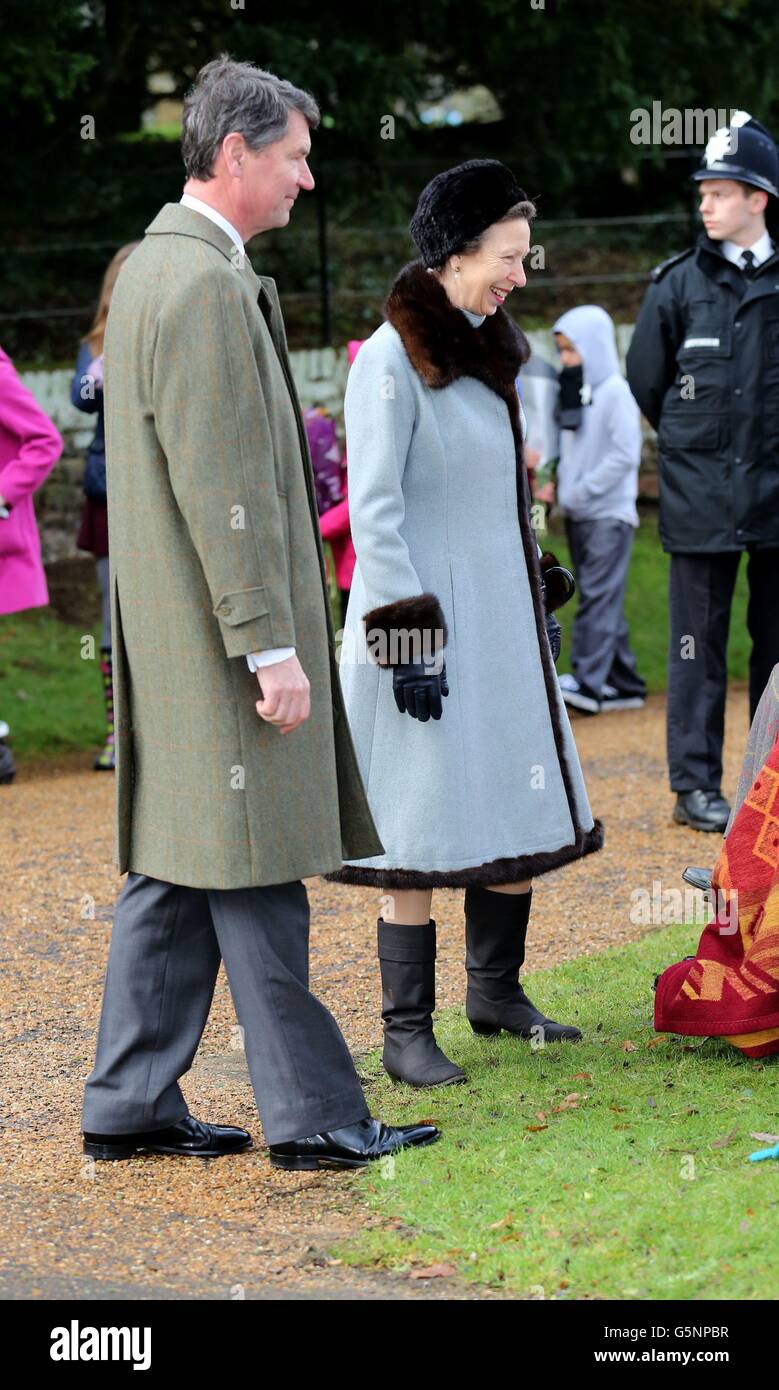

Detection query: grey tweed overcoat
(325, 260), (603, 889)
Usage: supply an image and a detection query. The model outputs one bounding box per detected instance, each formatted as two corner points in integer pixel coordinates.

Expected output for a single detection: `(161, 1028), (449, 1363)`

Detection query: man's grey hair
(181, 54), (320, 180)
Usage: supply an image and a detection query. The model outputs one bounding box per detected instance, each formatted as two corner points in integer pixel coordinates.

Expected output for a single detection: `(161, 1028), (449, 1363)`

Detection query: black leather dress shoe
(82, 1113), (252, 1160)
(268, 1115), (441, 1171)
(681, 865), (713, 896)
(673, 789), (730, 832)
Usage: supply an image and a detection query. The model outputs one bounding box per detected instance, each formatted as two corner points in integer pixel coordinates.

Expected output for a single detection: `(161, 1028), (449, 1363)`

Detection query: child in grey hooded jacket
(552, 304), (647, 714)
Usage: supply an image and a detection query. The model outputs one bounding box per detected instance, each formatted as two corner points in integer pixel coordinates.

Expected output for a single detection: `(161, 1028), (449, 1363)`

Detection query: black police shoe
(82, 1113), (252, 1160)
(673, 790), (730, 833)
(681, 865), (713, 896)
(268, 1115), (440, 1170)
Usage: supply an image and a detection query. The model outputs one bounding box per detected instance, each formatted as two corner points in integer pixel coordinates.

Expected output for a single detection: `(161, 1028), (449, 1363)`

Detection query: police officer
(627, 112), (779, 832)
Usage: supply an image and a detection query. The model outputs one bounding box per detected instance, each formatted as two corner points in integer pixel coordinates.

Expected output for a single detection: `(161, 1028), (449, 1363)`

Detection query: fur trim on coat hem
(323, 818), (604, 889)
(362, 591), (448, 667)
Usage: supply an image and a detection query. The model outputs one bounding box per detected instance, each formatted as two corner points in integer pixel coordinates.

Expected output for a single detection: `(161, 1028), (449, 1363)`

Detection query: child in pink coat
(318, 339), (364, 626)
(0, 345), (62, 783)
(0, 346), (63, 616)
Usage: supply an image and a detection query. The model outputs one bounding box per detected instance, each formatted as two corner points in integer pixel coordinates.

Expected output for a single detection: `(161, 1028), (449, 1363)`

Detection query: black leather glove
(392, 658), (449, 721)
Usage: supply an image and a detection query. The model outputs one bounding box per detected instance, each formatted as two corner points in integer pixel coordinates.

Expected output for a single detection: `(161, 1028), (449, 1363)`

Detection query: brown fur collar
(384, 259), (531, 398)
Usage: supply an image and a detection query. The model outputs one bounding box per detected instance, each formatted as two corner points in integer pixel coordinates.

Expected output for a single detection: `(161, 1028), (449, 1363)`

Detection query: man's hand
(255, 653), (311, 734)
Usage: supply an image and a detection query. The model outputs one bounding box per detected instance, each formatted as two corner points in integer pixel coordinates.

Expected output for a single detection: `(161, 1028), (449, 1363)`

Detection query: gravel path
(0, 686), (750, 1299)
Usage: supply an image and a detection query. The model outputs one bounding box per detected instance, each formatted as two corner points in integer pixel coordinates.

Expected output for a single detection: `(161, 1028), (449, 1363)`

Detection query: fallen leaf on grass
(710, 1132), (739, 1149)
(410, 1263), (457, 1280)
(526, 1123), (548, 1132)
(750, 1132), (779, 1144)
(552, 1093), (585, 1112)
(488, 1213), (515, 1230)
(621, 1041), (638, 1052)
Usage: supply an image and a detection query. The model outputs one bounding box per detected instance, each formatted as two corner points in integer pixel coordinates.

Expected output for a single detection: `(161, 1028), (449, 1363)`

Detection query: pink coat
(317, 339), (366, 592)
(319, 477), (356, 590)
(0, 347), (63, 615)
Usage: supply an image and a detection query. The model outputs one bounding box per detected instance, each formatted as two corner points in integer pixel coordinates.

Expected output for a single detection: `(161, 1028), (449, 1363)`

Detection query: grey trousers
(565, 516), (646, 698)
(81, 873), (370, 1145)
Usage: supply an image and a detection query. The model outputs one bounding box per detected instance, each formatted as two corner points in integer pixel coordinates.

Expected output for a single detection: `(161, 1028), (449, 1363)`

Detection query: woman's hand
(392, 658), (449, 721)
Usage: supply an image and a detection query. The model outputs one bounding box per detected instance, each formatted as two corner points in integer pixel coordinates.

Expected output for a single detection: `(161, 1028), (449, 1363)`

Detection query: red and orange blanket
(654, 737), (779, 1059)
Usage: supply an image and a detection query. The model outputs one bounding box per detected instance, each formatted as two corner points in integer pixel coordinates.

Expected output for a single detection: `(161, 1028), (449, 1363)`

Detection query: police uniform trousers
(667, 546), (779, 791)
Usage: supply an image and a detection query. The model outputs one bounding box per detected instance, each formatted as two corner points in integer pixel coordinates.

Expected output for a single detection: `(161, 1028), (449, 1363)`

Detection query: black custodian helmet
(691, 110), (779, 199)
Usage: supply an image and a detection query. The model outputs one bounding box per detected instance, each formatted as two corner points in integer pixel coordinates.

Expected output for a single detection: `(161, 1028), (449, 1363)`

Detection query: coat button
(735, 456), (742, 464)
(734, 321), (742, 328)
(219, 604), (233, 616)
(734, 387), (743, 395)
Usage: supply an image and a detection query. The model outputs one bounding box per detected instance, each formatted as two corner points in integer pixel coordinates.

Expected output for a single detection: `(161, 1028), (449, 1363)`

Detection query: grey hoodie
(552, 305), (641, 528)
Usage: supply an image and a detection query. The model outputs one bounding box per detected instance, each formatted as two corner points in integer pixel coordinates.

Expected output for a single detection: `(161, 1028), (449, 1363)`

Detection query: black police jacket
(626, 231), (779, 552)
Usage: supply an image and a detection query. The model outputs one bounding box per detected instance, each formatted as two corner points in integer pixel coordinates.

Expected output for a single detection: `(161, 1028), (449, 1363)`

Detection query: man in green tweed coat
(81, 56), (438, 1172)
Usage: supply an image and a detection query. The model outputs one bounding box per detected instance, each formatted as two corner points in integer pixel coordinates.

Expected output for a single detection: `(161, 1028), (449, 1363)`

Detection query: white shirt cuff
(246, 647), (296, 672)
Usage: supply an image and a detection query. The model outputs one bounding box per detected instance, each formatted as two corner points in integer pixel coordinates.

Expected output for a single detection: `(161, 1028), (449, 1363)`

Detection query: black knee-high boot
(465, 886), (582, 1042)
(378, 918), (466, 1087)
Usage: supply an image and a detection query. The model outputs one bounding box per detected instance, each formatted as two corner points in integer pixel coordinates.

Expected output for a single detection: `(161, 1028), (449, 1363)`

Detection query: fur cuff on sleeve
(362, 592), (448, 668)
(539, 551), (576, 612)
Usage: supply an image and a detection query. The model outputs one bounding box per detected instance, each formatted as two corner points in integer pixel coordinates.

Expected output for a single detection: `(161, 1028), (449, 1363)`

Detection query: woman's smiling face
(441, 217), (531, 315)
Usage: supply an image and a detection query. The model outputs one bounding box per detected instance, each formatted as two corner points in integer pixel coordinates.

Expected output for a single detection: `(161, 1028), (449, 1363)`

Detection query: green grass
(336, 922), (779, 1300)
(547, 513), (751, 694)
(0, 608), (106, 760)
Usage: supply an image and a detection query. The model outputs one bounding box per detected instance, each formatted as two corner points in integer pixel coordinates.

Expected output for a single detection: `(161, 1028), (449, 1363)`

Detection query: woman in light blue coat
(326, 161), (603, 1087)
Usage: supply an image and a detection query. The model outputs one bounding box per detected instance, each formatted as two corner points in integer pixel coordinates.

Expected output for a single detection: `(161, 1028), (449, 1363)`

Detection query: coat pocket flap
(213, 586), (269, 626)
(659, 413), (725, 451)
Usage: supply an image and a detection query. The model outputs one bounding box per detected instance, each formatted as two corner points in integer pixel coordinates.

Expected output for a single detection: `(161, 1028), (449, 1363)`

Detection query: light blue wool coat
(325, 261), (603, 889)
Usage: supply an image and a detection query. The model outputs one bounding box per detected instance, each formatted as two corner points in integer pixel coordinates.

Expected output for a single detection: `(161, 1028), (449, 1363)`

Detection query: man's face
(697, 178), (764, 241)
(238, 109), (315, 236)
